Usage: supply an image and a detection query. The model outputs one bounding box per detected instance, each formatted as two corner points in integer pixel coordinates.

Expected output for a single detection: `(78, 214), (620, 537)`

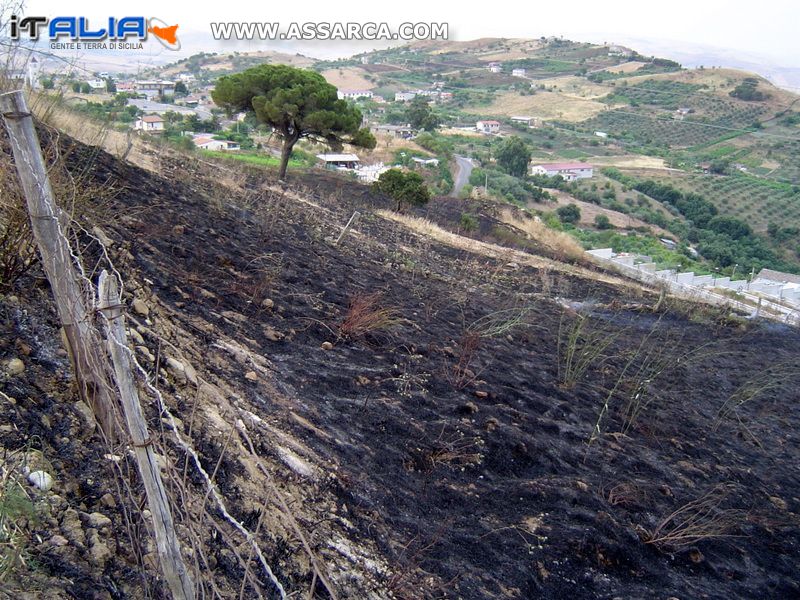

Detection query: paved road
(451, 155), (474, 197)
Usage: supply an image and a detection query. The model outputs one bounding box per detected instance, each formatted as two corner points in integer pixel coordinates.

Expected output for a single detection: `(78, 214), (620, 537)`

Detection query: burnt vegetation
(0, 128), (799, 599)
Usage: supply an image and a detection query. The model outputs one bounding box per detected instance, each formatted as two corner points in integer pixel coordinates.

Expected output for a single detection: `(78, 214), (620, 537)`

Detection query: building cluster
(394, 89), (452, 103)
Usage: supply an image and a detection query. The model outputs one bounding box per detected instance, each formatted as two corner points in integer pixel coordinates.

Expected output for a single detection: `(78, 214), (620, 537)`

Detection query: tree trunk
(278, 137), (296, 180)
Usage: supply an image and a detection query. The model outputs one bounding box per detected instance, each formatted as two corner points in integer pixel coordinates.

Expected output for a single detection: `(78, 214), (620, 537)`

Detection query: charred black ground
(1, 132), (799, 599)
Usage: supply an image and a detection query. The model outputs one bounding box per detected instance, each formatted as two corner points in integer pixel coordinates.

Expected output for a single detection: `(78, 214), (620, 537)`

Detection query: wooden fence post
(0, 89), (117, 437)
(98, 270), (195, 600)
(335, 210), (361, 245)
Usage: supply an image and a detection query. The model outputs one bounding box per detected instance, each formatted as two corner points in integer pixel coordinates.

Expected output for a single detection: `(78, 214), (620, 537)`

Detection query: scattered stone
(474, 390), (489, 399)
(321, 341), (334, 351)
(222, 310), (247, 323)
(73, 401), (97, 432)
(264, 326), (284, 342)
(459, 401), (479, 415)
(129, 328), (145, 345)
(198, 288), (216, 300)
(261, 298), (274, 309)
(172, 224), (185, 235)
(6, 295), (19, 304)
(92, 225), (114, 247)
(245, 370), (258, 382)
(136, 345), (155, 362)
(770, 496), (788, 510)
(55, 348), (68, 358)
(40, 414), (51, 429)
(356, 375), (371, 386)
(60, 508), (86, 548)
(5, 358), (25, 376)
(165, 357), (187, 383)
(88, 529), (111, 567)
(689, 548), (705, 564)
(99, 493), (117, 509)
(15, 339), (32, 356)
(48, 534), (69, 548)
(182, 361), (199, 385)
(132, 298), (150, 317)
(87, 512), (112, 529)
(28, 470), (54, 492)
(575, 480), (590, 493)
(485, 417), (499, 432)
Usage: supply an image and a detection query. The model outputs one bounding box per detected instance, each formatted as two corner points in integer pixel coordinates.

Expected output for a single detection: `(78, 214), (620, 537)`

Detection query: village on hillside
(10, 37), (797, 317)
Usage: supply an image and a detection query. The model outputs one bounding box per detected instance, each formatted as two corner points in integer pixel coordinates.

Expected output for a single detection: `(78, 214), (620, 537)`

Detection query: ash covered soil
(2, 134), (800, 599)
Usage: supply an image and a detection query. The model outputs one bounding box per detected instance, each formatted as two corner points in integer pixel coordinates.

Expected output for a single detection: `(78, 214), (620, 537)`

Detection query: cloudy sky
(22, 0), (800, 75)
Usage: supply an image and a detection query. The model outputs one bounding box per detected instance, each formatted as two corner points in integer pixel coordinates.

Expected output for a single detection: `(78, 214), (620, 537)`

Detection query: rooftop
(316, 153), (360, 162)
(533, 162), (593, 170)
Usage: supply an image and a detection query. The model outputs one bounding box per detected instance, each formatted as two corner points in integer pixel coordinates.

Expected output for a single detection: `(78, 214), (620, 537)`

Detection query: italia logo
(9, 15), (181, 50)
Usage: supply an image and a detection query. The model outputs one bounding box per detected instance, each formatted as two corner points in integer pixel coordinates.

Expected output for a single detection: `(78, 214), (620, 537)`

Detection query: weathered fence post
(335, 210), (361, 245)
(0, 89), (117, 437)
(98, 270), (195, 600)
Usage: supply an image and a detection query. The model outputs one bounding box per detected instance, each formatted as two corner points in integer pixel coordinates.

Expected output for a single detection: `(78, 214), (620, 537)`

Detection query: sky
(20, 0), (800, 81)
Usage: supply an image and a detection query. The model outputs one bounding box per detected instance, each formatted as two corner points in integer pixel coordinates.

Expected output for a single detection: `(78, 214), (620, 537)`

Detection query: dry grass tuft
(338, 292), (403, 340)
(645, 485), (744, 550)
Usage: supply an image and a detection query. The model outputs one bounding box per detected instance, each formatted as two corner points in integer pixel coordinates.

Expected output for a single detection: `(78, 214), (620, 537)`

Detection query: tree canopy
(494, 136), (531, 177)
(373, 169), (431, 211)
(212, 64), (376, 179)
(556, 203), (581, 224)
(405, 96), (440, 132)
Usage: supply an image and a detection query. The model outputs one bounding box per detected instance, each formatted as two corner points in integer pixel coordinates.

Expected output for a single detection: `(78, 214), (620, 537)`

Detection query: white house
(476, 120), (501, 134)
(135, 80), (175, 100)
(371, 124), (416, 139)
(529, 162), (593, 181)
(512, 68), (527, 78)
(487, 62), (502, 73)
(395, 91), (417, 102)
(511, 116), (536, 127)
(134, 115), (165, 133)
(412, 157), (440, 166)
(594, 131), (608, 138)
(608, 45), (633, 57)
(86, 79), (107, 91)
(354, 162), (390, 182)
(317, 153), (360, 169)
(5, 57), (42, 89)
(192, 135), (240, 151)
(337, 89), (374, 100)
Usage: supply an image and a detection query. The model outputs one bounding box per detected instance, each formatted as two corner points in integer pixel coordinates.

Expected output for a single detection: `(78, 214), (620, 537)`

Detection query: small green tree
(374, 169), (431, 211)
(212, 64), (376, 179)
(594, 214), (612, 229)
(405, 96), (440, 131)
(174, 80), (188, 95)
(80, 82), (91, 94)
(41, 78), (54, 90)
(556, 203), (581, 224)
(71, 81), (80, 93)
(460, 212), (478, 232)
(494, 136), (531, 177)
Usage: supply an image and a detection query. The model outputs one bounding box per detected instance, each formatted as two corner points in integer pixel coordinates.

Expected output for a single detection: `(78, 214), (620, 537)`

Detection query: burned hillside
(1, 130), (799, 599)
